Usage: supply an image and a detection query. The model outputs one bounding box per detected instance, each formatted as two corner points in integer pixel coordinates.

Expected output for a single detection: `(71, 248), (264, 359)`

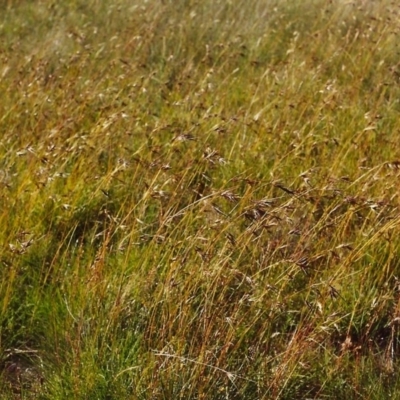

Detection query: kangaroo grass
(1, 0), (400, 398)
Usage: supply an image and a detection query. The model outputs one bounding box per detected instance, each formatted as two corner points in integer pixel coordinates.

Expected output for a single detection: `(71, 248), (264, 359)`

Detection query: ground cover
(1, 0), (400, 398)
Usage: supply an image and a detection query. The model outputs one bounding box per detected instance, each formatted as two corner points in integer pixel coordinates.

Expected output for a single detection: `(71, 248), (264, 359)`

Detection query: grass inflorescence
(1, 0), (400, 398)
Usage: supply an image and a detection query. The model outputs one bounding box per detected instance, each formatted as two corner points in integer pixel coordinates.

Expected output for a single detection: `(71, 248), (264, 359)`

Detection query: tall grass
(1, 0), (400, 398)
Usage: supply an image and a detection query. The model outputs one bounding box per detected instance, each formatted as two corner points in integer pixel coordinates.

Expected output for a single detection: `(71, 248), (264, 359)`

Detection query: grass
(1, 0), (400, 398)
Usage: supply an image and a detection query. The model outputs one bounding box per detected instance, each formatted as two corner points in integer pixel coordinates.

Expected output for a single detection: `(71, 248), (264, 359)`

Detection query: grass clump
(1, 0), (400, 398)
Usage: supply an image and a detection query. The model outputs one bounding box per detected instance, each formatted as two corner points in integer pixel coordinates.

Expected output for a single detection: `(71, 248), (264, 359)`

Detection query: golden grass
(1, 0), (400, 398)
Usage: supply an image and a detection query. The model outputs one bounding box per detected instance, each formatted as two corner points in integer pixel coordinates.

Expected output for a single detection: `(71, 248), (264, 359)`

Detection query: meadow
(1, 0), (400, 398)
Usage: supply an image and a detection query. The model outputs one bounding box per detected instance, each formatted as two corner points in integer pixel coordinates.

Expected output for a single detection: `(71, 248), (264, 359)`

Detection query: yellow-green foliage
(1, 0), (400, 398)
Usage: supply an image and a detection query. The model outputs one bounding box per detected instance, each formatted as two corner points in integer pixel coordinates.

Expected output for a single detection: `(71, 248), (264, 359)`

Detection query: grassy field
(1, 0), (400, 398)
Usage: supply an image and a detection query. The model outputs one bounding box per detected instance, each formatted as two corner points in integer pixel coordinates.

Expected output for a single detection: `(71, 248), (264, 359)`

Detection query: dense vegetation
(1, 0), (400, 398)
